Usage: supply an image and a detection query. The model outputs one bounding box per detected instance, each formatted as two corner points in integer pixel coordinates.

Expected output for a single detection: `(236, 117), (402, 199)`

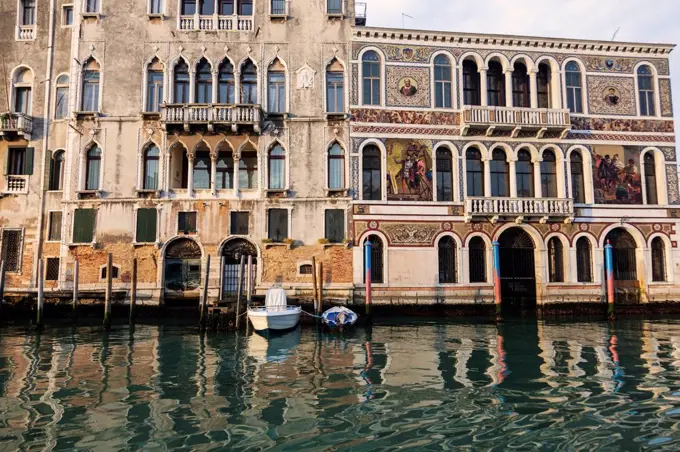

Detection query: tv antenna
(402, 13), (414, 28)
(611, 27), (620, 41)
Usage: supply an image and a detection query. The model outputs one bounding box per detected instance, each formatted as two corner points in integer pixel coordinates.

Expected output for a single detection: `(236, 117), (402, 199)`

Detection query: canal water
(2, 319), (680, 450)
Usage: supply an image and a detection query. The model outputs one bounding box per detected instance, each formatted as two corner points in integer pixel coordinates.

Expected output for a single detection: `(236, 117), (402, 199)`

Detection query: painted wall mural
(351, 108), (459, 125)
(386, 66), (431, 108)
(386, 139), (433, 201)
(587, 76), (636, 115)
(570, 117), (675, 133)
(592, 145), (643, 205)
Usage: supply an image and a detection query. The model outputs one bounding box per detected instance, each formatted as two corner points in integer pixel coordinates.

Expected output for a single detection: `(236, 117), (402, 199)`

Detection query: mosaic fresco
(386, 66), (431, 108)
(661, 147), (677, 161)
(587, 76), (636, 116)
(351, 108), (459, 125)
(571, 117), (675, 133)
(386, 139), (433, 201)
(350, 63), (358, 106)
(660, 79), (674, 117)
(667, 165), (680, 204)
(592, 145), (643, 205)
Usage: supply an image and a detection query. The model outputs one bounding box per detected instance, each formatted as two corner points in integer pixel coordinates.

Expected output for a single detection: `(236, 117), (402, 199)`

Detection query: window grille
(1, 230), (23, 272)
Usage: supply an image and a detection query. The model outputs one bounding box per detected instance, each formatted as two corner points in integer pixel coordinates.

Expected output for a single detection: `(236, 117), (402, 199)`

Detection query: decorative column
(186, 152), (195, 197)
(483, 158), (492, 197)
(212, 69), (219, 104)
(233, 152), (240, 196)
(189, 70), (196, 104)
(210, 151), (217, 196)
(504, 69), (513, 107)
(479, 68), (488, 107)
(529, 70), (538, 109)
(509, 160), (518, 198)
(533, 161), (542, 198)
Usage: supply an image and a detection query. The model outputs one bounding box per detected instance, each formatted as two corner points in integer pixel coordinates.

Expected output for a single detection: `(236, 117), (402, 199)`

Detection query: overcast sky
(362, 0), (679, 139)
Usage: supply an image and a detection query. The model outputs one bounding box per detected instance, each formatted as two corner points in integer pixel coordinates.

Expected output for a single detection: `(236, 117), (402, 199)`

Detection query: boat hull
(248, 307), (302, 332)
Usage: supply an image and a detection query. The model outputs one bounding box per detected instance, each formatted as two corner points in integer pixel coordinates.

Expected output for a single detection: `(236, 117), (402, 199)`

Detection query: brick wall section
(261, 245), (353, 285)
(67, 242), (159, 285)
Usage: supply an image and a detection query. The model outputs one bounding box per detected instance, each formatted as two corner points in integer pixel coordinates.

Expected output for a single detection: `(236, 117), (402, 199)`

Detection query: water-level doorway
(604, 228), (640, 303)
(221, 239), (258, 301)
(163, 238), (202, 305)
(499, 228), (537, 313)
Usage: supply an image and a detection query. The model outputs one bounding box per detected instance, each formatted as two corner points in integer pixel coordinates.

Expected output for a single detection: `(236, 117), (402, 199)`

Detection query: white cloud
(362, 0), (680, 139)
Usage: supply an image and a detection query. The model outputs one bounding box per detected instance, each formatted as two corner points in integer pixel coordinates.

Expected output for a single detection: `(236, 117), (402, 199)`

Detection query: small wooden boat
(247, 287), (301, 332)
(322, 306), (358, 328)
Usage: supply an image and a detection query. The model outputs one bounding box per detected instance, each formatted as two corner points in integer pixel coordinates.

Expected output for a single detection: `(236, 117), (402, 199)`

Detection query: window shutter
(73, 209), (96, 243)
(325, 210), (345, 243)
(25, 147), (34, 175)
(136, 208), (157, 243)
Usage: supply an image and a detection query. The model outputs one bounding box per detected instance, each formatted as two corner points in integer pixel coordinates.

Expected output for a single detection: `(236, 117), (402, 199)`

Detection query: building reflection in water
(2, 321), (680, 448)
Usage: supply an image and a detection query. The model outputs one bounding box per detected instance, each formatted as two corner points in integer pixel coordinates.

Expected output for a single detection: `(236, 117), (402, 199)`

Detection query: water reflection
(2, 320), (680, 449)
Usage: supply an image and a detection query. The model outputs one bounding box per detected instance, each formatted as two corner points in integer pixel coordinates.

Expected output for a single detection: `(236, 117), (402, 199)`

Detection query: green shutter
(24, 147), (34, 175)
(136, 208), (157, 243)
(73, 209), (96, 243)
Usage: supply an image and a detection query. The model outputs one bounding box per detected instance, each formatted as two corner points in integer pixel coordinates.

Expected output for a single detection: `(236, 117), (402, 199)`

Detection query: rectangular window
(271, 0), (285, 15)
(327, 0), (343, 14)
(181, 0), (196, 15)
(1, 230), (23, 272)
(22, 0), (36, 25)
(48, 212), (62, 241)
(45, 257), (60, 281)
(178, 211), (197, 234)
(14, 87), (31, 115)
(136, 208), (157, 243)
(230, 212), (249, 235)
(199, 0), (214, 15)
(268, 72), (286, 113)
(7, 147), (33, 175)
(219, 0), (234, 15)
(81, 71), (100, 112)
(62, 5), (73, 26)
(326, 72), (344, 113)
(149, 0), (162, 14)
(55, 86), (69, 118)
(73, 209), (96, 243)
(325, 209), (344, 243)
(146, 71), (164, 112)
(239, 0), (253, 15)
(268, 209), (288, 242)
(84, 0), (100, 13)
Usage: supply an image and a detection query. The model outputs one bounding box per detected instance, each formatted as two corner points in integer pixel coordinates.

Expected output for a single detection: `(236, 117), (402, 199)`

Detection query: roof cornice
(353, 26), (676, 56)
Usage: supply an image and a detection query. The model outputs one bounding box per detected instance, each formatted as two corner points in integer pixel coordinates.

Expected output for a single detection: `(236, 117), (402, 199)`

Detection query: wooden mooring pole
(246, 255), (253, 308)
(103, 253), (113, 330)
(311, 256), (318, 314)
(317, 262), (324, 318)
(72, 259), (79, 316)
(235, 255), (245, 330)
(199, 255), (211, 329)
(0, 260), (5, 317)
(36, 259), (44, 330)
(130, 257), (137, 324)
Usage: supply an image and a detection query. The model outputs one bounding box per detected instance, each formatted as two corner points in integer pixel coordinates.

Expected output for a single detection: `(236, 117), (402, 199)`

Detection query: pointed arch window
(268, 144), (285, 189)
(540, 150), (558, 198)
(146, 59), (164, 112)
(469, 237), (486, 283)
(644, 152), (658, 205)
(326, 59), (345, 113)
(651, 237), (667, 282)
(434, 55), (452, 108)
(462, 59), (481, 106)
(193, 149), (211, 189)
(565, 61), (583, 113)
(362, 145), (382, 200)
(466, 147), (484, 197)
(195, 58), (213, 104)
(85, 146), (101, 190)
(490, 149), (509, 197)
(638, 65), (656, 117)
(218, 60), (235, 104)
(516, 149), (534, 198)
(12, 68), (33, 115)
(328, 143), (345, 190)
(55, 74), (69, 119)
(173, 60), (190, 104)
(240, 59), (257, 104)
(438, 236), (457, 284)
(436, 147), (453, 201)
(267, 59), (286, 113)
(81, 59), (100, 112)
(50, 150), (65, 191)
(537, 63), (551, 108)
(487, 60), (505, 107)
(362, 51), (381, 106)
(576, 237), (593, 282)
(216, 150), (233, 189)
(548, 237), (564, 283)
(239, 150), (258, 189)
(570, 151), (585, 203)
(512, 62), (530, 108)
(143, 146), (160, 190)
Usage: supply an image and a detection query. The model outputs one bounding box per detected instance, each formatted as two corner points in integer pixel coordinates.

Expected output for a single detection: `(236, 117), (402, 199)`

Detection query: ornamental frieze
(351, 108), (459, 125)
(382, 223), (441, 245)
(571, 117), (675, 134)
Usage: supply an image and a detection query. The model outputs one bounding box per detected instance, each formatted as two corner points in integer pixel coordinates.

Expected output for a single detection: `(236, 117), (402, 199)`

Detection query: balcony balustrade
(162, 104), (262, 133)
(4, 175), (29, 194)
(179, 15), (253, 31)
(17, 25), (35, 40)
(0, 113), (33, 138)
(461, 106), (571, 139)
(465, 197), (574, 224)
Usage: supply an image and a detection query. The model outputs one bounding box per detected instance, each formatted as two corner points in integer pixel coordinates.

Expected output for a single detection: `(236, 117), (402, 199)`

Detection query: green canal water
(2, 319), (680, 450)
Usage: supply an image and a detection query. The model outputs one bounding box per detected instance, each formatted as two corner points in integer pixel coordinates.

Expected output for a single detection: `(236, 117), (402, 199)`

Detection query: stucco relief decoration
(295, 63), (316, 90)
(666, 165), (680, 204)
(660, 79), (673, 117)
(382, 223), (440, 246)
(351, 109), (459, 125)
(351, 64), (358, 105)
(550, 224), (561, 233)
(350, 156), (359, 199)
(587, 76), (636, 115)
(583, 57), (669, 76)
(386, 66), (430, 108)
(571, 117), (675, 134)
(442, 222), (453, 231)
(592, 145), (643, 205)
(579, 223), (590, 232)
(386, 139), (433, 201)
(660, 147), (677, 161)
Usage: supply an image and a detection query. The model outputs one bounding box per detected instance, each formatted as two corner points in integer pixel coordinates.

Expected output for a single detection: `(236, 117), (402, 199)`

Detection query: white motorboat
(247, 287), (301, 332)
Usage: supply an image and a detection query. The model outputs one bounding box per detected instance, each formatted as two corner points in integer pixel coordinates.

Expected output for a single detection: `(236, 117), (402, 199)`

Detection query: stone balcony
(465, 197), (574, 224)
(179, 15), (254, 31)
(461, 106), (571, 139)
(0, 113), (33, 138)
(17, 25), (36, 40)
(161, 104), (262, 133)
